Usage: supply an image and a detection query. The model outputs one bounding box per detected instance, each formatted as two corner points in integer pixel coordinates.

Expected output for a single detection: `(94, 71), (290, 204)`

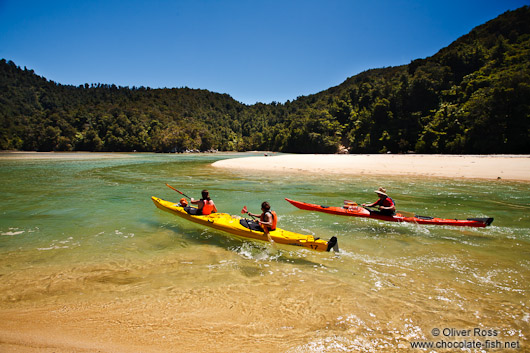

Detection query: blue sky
(1, 0), (528, 104)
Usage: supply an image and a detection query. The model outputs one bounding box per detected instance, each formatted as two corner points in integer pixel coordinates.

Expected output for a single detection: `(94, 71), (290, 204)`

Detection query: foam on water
(0, 152), (529, 351)
(1, 228), (25, 236)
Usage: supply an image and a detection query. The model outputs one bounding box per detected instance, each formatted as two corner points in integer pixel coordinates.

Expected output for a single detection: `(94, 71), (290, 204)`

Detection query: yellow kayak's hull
(152, 197), (337, 252)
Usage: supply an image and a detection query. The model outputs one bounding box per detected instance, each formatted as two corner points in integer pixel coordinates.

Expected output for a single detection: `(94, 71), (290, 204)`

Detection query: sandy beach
(213, 154), (530, 181)
(3, 152), (529, 181)
(0, 152), (529, 352)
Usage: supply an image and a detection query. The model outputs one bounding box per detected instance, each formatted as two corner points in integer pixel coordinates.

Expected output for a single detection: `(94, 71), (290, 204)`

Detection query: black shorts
(240, 219), (262, 231)
(369, 209), (395, 216)
(184, 207), (202, 215)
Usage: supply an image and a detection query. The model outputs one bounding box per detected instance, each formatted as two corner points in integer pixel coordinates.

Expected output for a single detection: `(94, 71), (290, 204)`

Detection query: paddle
(343, 200), (358, 207)
(396, 209), (415, 217)
(241, 206), (257, 220)
(241, 206), (274, 244)
(166, 184), (191, 199)
(345, 199), (414, 216)
(240, 206), (254, 234)
(363, 205), (415, 217)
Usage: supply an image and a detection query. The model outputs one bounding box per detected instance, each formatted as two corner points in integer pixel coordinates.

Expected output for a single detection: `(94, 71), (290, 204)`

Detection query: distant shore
(0, 151), (133, 159)
(0, 151), (226, 160)
(2, 152), (529, 181)
(212, 154), (530, 181)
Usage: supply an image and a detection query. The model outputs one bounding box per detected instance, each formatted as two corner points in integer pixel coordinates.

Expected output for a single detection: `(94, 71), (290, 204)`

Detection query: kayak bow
(152, 196), (338, 252)
(285, 198), (493, 228)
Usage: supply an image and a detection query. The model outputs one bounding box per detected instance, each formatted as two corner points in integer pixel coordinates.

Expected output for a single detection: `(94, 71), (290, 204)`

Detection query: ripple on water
(0, 153), (529, 351)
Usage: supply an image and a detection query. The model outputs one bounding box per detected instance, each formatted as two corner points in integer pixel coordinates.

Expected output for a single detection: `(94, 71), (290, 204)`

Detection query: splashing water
(0, 152), (528, 351)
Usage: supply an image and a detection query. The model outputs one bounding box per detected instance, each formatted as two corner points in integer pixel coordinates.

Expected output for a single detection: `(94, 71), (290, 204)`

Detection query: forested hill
(1, 6), (529, 153)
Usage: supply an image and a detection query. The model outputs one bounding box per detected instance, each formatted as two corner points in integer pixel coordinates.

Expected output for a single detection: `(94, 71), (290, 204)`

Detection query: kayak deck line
(285, 198), (493, 228)
(152, 196), (339, 252)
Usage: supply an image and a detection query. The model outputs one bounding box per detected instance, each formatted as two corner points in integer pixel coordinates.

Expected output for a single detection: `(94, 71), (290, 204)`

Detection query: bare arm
(259, 213), (273, 227)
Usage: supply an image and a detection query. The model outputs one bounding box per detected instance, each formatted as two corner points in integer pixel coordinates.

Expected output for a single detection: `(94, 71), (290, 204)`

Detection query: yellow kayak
(152, 196), (338, 252)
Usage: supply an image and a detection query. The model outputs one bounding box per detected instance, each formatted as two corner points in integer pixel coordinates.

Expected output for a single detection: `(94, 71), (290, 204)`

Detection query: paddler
(186, 189), (217, 215)
(246, 201), (277, 237)
(362, 187), (396, 216)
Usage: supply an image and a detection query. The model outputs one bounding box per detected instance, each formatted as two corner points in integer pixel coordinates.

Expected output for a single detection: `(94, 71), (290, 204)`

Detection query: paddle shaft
(364, 205), (415, 217)
(242, 207), (273, 243)
(165, 184), (191, 199)
(246, 212), (258, 221)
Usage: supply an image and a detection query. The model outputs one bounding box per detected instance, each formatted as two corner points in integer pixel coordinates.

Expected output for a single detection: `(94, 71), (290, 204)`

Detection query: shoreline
(2, 151), (529, 181)
(0, 151), (244, 160)
(212, 154), (530, 181)
(0, 151), (134, 160)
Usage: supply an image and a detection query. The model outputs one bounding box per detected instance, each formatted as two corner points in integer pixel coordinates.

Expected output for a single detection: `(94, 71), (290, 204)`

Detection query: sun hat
(374, 187), (388, 197)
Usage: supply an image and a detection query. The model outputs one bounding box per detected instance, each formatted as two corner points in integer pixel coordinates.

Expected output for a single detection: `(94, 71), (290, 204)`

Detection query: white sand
(2, 152), (528, 181)
(212, 154), (530, 181)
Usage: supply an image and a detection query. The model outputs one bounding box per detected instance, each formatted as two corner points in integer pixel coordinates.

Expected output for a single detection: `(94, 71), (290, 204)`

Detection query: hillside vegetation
(1, 6), (529, 153)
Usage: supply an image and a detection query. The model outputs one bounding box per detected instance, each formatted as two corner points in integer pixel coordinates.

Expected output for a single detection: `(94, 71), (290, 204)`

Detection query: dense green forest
(1, 6), (529, 153)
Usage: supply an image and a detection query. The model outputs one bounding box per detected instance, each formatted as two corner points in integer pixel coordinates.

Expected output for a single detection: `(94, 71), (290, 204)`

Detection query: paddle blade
(241, 206), (248, 214)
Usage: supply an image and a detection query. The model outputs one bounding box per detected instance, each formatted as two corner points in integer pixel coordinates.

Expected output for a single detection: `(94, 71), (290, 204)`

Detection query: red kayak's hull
(285, 198), (493, 228)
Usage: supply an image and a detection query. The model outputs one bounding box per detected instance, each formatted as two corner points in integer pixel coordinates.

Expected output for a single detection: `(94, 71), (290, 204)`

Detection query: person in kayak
(186, 189), (217, 215)
(246, 201), (277, 236)
(362, 187), (396, 216)
(177, 198), (188, 207)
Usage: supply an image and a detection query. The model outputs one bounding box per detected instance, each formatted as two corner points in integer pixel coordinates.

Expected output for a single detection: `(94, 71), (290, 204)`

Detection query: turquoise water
(0, 152), (528, 351)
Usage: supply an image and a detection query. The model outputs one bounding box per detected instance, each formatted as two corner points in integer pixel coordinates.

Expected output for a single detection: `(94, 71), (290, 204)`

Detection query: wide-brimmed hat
(374, 187), (387, 197)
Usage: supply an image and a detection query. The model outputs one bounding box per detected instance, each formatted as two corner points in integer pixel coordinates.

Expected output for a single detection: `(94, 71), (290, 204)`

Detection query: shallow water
(0, 152), (528, 352)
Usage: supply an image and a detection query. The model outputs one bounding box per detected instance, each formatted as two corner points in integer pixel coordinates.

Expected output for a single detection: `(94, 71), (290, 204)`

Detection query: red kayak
(285, 198), (494, 228)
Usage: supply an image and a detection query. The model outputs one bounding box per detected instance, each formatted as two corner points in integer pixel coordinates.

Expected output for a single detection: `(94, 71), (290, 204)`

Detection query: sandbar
(212, 154), (530, 181)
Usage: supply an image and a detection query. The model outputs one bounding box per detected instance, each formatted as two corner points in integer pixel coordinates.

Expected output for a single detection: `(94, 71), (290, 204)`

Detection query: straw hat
(374, 187), (388, 197)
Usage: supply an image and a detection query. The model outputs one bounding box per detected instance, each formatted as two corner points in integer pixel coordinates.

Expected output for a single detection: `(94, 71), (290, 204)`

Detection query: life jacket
(376, 196), (395, 208)
(201, 199), (215, 215)
(260, 210), (277, 231)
